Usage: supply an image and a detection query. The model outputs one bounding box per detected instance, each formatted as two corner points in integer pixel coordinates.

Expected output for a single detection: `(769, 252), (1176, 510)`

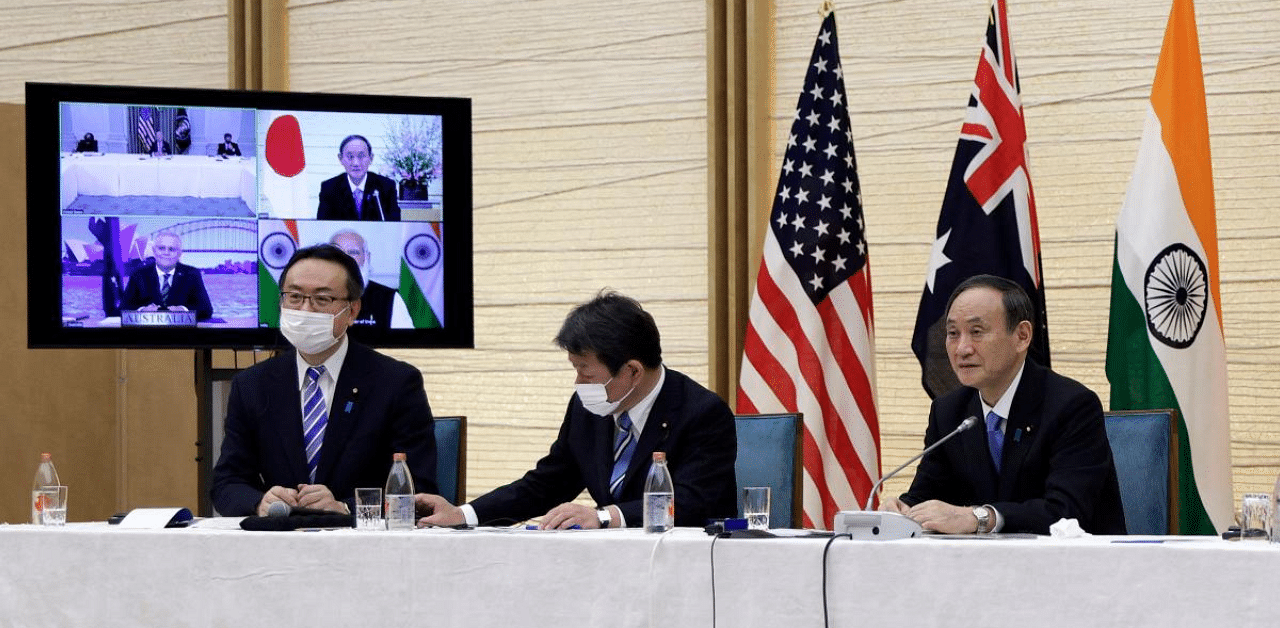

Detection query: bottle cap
(40, 453), (52, 460)
(392, 452), (407, 462)
(652, 451), (666, 462)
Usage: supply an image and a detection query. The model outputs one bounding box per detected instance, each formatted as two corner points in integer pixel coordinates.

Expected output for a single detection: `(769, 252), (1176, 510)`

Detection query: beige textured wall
(769, 0), (1280, 504)
(288, 0), (714, 502)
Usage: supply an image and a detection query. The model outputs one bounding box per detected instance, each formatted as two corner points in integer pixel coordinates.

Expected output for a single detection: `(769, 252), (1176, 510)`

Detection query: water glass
(1240, 492), (1269, 540)
(39, 486), (68, 527)
(742, 486), (771, 530)
(354, 488), (384, 531)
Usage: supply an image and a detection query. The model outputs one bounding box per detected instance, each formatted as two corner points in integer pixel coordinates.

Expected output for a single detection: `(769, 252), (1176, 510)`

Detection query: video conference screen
(27, 82), (473, 349)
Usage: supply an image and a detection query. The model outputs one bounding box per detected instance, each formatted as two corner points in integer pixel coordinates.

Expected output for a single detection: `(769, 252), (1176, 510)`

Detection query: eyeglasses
(280, 291), (349, 309)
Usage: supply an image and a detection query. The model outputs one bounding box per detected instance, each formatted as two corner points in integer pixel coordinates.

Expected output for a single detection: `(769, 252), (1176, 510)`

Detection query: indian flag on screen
(258, 219), (300, 327)
(399, 223), (443, 328)
(1105, 0), (1232, 535)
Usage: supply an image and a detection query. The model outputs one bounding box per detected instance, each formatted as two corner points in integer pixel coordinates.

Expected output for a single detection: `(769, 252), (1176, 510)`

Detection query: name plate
(121, 310), (197, 327)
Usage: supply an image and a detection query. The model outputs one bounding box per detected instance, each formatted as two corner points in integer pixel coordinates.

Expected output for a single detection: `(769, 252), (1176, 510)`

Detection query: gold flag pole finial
(819, 1), (834, 17)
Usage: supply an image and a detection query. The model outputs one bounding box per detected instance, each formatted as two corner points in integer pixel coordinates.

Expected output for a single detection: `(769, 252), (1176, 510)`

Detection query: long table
(59, 153), (257, 209)
(0, 523), (1265, 627)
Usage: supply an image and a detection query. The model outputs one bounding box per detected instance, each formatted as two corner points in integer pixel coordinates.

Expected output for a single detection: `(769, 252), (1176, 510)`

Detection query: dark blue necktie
(986, 411), (1004, 472)
(609, 412), (636, 499)
(302, 366), (329, 483)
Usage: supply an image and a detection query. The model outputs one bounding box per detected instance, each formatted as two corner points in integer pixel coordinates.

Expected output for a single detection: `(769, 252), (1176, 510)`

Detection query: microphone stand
(833, 416), (979, 540)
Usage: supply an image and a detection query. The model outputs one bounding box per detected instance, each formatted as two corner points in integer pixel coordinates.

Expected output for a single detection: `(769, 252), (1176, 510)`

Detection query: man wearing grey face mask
(415, 290), (738, 529)
(210, 244), (437, 517)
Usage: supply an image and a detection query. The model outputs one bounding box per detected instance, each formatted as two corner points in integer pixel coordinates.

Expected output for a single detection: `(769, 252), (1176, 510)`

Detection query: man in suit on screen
(316, 134), (401, 221)
(882, 274), (1126, 535)
(217, 133), (241, 157)
(415, 291), (738, 529)
(329, 228), (413, 329)
(210, 244), (436, 516)
(120, 232), (213, 321)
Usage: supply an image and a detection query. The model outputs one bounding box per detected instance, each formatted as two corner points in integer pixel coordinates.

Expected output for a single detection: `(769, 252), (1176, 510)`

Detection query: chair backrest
(734, 413), (803, 528)
(1104, 409), (1179, 535)
(433, 416), (467, 505)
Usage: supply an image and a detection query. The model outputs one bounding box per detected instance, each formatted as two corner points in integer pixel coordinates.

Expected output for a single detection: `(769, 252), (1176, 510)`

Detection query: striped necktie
(160, 272), (171, 302)
(986, 411), (1004, 472)
(302, 366), (329, 483)
(609, 412), (636, 499)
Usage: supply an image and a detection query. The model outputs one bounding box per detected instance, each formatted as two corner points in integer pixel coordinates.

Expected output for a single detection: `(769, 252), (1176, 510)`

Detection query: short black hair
(224, 133), (233, 140)
(280, 244), (364, 302)
(946, 274), (1033, 334)
(338, 134), (372, 156)
(554, 290), (662, 373)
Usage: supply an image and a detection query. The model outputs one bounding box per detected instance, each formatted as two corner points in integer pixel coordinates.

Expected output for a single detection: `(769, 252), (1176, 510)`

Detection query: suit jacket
(217, 141), (241, 156)
(900, 359), (1127, 534)
(76, 138), (98, 152)
(145, 139), (170, 155)
(210, 341), (438, 516)
(317, 172), (401, 221)
(120, 261), (213, 321)
(469, 368), (737, 527)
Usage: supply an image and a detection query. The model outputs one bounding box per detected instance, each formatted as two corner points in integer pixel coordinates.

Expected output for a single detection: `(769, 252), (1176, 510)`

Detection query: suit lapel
(622, 373), (680, 496)
(997, 361), (1045, 498)
(265, 353), (309, 482)
(316, 343), (365, 484)
(958, 394), (999, 498)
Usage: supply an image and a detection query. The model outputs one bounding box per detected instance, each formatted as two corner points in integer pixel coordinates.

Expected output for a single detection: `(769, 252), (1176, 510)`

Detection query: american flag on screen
(910, 0), (1050, 399)
(736, 11), (880, 530)
(137, 107), (156, 147)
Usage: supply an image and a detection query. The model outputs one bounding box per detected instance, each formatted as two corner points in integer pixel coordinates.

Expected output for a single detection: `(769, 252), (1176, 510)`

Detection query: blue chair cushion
(1104, 411), (1173, 535)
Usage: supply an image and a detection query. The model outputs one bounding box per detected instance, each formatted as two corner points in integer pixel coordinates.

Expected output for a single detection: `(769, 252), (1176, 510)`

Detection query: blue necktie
(609, 412), (636, 499)
(302, 366), (329, 483)
(986, 411), (1004, 472)
(160, 272), (171, 303)
(353, 189), (363, 218)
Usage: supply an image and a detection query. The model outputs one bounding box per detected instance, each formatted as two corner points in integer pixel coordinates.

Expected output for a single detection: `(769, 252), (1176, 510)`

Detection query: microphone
(834, 415), (979, 540)
(266, 500), (291, 517)
(372, 189), (385, 220)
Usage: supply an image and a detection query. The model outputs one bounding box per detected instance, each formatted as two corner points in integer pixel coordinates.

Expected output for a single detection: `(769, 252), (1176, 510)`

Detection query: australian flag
(910, 0), (1050, 399)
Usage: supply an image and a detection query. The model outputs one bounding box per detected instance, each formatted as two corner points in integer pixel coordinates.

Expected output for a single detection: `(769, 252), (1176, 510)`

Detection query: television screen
(26, 82), (473, 349)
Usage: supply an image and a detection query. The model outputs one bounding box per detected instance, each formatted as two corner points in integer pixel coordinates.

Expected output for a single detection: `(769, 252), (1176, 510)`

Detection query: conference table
(59, 153), (256, 209)
(0, 522), (1264, 627)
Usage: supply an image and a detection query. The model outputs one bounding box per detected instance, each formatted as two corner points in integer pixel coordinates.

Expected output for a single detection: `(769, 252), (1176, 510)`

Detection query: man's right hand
(415, 493), (464, 527)
(256, 485), (300, 517)
(879, 496), (911, 515)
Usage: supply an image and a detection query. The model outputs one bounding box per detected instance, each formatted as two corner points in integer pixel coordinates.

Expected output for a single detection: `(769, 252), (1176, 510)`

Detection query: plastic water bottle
(643, 452), (674, 533)
(384, 452), (416, 531)
(31, 453), (60, 525)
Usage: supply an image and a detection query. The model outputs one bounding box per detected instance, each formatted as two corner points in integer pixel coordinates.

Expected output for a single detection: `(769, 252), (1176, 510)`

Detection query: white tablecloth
(0, 524), (1264, 627)
(59, 153), (256, 208)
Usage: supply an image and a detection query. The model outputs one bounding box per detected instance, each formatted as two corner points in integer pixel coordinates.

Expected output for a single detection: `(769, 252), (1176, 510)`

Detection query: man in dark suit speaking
(316, 134), (401, 221)
(217, 133), (241, 157)
(120, 232), (213, 321)
(211, 244), (436, 516)
(415, 291), (738, 529)
(883, 275), (1126, 535)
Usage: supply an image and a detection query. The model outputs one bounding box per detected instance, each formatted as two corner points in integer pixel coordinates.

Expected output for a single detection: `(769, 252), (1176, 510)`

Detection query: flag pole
(819, 1), (834, 17)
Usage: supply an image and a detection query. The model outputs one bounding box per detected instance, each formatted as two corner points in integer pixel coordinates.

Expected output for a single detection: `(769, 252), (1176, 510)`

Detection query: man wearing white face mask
(211, 244), (437, 517)
(416, 291), (737, 529)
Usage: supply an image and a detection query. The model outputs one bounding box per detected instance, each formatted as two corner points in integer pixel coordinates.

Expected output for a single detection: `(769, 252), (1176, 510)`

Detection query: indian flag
(258, 219), (299, 327)
(1106, 0), (1232, 535)
(399, 223), (443, 328)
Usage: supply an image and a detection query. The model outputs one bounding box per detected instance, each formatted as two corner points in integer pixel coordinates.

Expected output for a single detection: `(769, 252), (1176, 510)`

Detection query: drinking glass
(354, 488), (384, 531)
(1240, 492), (1269, 540)
(742, 486), (771, 530)
(39, 486), (67, 527)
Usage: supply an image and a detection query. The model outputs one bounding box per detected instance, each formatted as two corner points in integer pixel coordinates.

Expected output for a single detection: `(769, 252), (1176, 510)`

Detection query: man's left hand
(295, 484), (348, 514)
(539, 502), (602, 530)
(905, 500), (978, 534)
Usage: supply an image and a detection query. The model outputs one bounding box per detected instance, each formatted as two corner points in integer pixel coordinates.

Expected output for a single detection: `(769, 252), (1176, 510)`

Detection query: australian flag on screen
(910, 0), (1050, 399)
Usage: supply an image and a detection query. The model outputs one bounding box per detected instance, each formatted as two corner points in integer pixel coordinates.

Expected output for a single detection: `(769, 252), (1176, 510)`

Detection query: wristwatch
(972, 505), (991, 534)
(596, 508), (612, 529)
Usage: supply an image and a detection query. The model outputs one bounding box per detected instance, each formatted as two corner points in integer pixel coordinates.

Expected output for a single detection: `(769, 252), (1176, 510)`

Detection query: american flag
(736, 11), (879, 530)
(137, 107), (156, 149)
(910, 0), (1050, 398)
